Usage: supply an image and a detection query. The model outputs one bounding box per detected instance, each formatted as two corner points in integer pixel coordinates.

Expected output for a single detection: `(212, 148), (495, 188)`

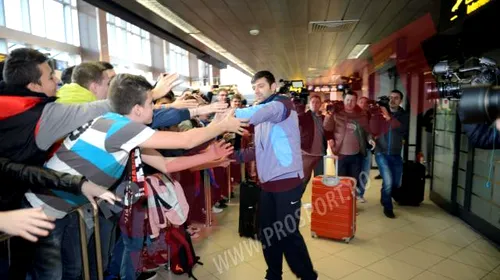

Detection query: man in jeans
(372, 90), (409, 218)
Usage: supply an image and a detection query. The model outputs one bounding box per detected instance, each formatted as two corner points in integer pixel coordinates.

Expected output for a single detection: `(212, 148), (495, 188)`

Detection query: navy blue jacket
(151, 108), (190, 129)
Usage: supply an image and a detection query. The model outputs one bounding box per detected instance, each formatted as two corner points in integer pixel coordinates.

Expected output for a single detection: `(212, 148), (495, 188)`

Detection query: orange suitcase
(310, 156), (356, 243)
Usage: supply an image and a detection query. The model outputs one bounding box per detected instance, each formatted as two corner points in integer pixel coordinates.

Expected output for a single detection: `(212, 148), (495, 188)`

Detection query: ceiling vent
(308, 20), (359, 33)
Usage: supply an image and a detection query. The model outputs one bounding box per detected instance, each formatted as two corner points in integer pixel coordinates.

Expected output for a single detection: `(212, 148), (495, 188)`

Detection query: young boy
(26, 73), (247, 279)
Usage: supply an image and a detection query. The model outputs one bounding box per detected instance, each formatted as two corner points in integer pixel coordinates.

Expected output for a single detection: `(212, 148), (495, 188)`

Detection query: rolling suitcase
(238, 163), (261, 239)
(310, 155), (356, 243)
(392, 160), (425, 206)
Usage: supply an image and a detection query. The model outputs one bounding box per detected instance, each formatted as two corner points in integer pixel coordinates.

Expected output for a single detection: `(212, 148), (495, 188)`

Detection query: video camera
(367, 96), (391, 116)
(427, 57), (500, 124)
(326, 100), (344, 114)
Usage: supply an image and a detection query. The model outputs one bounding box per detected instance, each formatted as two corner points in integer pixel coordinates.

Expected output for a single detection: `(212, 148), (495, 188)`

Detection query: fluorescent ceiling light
(347, 44), (370, 59)
(137, 0), (255, 76)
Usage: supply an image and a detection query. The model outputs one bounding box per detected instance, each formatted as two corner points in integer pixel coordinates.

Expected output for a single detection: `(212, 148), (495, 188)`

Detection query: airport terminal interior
(1, 0), (500, 280)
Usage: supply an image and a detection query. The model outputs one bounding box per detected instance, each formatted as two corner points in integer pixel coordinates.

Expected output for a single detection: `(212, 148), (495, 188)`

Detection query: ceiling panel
(151, 0), (437, 81)
(326, 0), (372, 66)
(314, 0), (351, 70)
(336, 0), (392, 60)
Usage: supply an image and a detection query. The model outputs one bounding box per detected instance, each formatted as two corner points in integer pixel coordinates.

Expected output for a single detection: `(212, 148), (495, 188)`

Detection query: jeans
(259, 185), (317, 280)
(359, 150), (372, 198)
(375, 153), (403, 211)
(108, 202), (146, 280)
(32, 211), (82, 280)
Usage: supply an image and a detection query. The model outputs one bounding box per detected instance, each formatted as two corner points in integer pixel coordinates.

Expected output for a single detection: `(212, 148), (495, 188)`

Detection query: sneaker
(188, 225), (201, 233)
(141, 258), (160, 272)
(217, 201), (228, 208)
(212, 205), (223, 213)
(303, 203), (312, 209)
(375, 174), (382, 179)
(189, 231), (200, 239)
(137, 271), (157, 280)
(152, 251), (168, 266)
(384, 209), (396, 219)
(357, 196), (367, 203)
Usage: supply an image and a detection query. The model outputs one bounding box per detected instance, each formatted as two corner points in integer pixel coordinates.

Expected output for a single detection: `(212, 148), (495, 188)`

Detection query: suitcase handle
(322, 155), (340, 186)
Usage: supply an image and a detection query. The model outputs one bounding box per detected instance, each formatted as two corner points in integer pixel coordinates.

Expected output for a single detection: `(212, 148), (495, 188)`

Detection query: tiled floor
(157, 171), (500, 280)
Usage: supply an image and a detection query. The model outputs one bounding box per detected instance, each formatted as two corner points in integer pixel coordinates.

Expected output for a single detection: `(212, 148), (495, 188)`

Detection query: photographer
(371, 90), (409, 219)
(323, 90), (375, 197)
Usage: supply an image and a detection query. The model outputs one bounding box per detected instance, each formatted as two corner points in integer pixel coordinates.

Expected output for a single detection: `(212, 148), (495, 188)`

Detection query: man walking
(372, 90), (409, 218)
(232, 71), (317, 280)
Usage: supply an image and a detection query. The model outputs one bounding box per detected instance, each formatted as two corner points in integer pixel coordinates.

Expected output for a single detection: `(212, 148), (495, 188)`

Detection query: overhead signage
(441, 0), (493, 28)
(450, 0), (492, 21)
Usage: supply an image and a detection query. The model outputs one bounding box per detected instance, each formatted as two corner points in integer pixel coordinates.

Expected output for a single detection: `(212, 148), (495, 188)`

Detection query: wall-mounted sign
(442, 0), (493, 25)
(450, 0), (491, 21)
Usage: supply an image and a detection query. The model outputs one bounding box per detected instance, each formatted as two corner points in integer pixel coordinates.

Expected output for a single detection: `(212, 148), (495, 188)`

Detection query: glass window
(3, 0), (79, 46)
(4, 0), (23, 31)
(29, 0), (46, 37)
(169, 43), (189, 77)
(107, 13), (152, 67)
(44, 0), (65, 42)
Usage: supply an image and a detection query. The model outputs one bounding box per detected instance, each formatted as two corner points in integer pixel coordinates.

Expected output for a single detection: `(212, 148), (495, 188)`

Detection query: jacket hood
(56, 83), (97, 104)
(0, 82), (56, 120)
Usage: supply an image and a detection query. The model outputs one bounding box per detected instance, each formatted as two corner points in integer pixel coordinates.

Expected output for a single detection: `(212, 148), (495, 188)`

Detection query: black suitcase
(238, 179), (261, 239)
(392, 161), (425, 206)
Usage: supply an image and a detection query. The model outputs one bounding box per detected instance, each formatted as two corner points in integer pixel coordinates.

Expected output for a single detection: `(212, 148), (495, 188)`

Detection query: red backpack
(165, 225), (203, 279)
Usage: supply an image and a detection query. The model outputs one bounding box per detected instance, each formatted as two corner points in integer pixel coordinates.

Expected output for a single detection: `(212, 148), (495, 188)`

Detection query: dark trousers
(259, 184), (317, 280)
(338, 153), (363, 181)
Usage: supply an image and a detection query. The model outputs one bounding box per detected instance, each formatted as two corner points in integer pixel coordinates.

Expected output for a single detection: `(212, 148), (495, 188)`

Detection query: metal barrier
(0, 164), (240, 278)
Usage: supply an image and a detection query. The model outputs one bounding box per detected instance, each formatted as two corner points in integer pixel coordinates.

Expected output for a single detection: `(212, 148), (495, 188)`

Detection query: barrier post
(94, 209), (103, 280)
(77, 208), (90, 280)
(226, 166), (232, 203)
(203, 170), (212, 227)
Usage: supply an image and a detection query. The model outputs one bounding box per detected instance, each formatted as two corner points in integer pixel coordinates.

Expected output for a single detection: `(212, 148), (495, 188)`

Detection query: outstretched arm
(235, 99), (293, 125)
(140, 113), (247, 150)
(141, 141), (234, 173)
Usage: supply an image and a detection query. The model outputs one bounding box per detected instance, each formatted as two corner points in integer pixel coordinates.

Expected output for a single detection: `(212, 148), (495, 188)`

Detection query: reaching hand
(209, 102), (229, 113)
(206, 140), (234, 160)
(221, 109), (249, 135)
(381, 107), (391, 121)
(196, 102), (228, 116)
(152, 73), (182, 100)
(81, 181), (120, 210)
(217, 158), (236, 168)
(170, 99), (199, 109)
(369, 139), (376, 150)
(0, 208), (55, 242)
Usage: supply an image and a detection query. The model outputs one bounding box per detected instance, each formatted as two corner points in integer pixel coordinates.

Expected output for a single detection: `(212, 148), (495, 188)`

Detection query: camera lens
(459, 85), (500, 123)
(425, 82), (462, 100)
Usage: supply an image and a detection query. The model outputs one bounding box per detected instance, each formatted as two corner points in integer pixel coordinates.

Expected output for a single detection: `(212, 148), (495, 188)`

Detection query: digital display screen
(292, 81), (304, 88)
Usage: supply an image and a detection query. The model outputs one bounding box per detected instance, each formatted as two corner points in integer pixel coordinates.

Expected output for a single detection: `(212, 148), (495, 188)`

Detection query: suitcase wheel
(343, 237), (352, 244)
(311, 232), (318, 239)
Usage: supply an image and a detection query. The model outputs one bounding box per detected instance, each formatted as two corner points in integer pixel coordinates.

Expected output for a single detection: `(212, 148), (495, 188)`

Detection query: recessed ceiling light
(347, 44), (370, 59)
